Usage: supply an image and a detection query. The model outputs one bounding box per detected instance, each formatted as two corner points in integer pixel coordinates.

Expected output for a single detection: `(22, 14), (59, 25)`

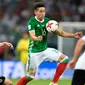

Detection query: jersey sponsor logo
(37, 24), (40, 27)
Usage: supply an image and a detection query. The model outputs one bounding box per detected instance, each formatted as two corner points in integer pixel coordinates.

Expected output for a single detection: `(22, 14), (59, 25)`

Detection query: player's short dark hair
(34, 2), (45, 10)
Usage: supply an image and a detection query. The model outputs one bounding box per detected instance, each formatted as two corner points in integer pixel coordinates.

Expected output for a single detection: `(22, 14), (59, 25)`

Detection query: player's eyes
(40, 10), (45, 13)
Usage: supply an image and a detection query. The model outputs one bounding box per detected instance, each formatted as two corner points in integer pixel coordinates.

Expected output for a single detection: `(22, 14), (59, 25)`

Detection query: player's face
(34, 7), (46, 20)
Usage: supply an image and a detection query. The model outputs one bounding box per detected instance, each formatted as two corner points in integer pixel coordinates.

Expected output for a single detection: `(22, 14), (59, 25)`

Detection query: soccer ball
(46, 20), (59, 33)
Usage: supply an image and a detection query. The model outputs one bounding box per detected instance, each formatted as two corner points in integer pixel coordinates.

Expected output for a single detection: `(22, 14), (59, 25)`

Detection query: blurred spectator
(16, 32), (29, 66)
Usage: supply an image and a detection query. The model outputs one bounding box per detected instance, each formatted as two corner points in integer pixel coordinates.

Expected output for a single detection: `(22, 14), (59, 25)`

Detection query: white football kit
(75, 36), (85, 70)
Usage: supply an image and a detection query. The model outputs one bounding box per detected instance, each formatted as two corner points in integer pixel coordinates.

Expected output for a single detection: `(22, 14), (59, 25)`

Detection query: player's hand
(37, 36), (43, 41)
(67, 60), (76, 70)
(3, 42), (14, 49)
(73, 32), (83, 38)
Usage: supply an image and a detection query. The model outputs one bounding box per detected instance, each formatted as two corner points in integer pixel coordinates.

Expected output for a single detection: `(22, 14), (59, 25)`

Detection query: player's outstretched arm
(56, 29), (83, 38)
(0, 43), (5, 47)
(68, 38), (85, 69)
(0, 42), (14, 49)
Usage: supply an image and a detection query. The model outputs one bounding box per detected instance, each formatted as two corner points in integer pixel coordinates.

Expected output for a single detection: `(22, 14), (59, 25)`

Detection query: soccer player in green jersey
(16, 2), (82, 85)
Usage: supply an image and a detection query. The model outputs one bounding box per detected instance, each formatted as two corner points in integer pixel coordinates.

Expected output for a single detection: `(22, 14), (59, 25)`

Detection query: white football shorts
(26, 48), (62, 72)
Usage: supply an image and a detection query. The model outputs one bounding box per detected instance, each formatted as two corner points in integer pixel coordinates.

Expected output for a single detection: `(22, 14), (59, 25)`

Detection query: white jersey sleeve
(75, 35), (85, 70)
(82, 36), (85, 41)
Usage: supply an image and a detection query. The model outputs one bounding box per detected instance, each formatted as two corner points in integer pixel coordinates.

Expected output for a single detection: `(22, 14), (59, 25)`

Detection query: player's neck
(35, 16), (44, 22)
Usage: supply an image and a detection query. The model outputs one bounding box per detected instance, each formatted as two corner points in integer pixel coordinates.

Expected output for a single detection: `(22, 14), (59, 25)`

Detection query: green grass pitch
(12, 79), (71, 85)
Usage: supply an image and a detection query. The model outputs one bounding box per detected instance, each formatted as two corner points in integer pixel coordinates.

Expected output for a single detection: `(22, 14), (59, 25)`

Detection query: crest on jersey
(37, 24), (40, 27)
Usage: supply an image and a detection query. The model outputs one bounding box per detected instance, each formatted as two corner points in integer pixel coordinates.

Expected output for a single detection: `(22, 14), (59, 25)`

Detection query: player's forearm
(29, 35), (38, 41)
(31, 36), (40, 41)
(56, 29), (74, 38)
(29, 31), (42, 41)
(0, 43), (3, 47)
(0, 42), (5, 47)
(60, 30), (74, 38)
(63, 31), (75, 38)
(72, 39), (84, 62)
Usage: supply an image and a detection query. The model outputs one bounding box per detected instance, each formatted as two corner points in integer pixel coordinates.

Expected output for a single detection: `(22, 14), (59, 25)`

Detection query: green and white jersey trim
(35, 16), (44, 23)
(29, 40), (34, 54)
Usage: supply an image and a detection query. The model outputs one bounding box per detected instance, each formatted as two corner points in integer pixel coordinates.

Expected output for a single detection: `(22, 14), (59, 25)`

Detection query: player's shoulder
(82, 35), (85, 41)
(26, 17), (35, 26)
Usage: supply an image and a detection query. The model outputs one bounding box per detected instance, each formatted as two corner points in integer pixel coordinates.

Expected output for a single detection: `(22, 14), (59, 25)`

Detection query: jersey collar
(35, 16), (44, 23)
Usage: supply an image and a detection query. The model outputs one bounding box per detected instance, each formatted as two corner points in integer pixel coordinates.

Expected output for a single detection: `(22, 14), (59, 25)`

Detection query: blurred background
(0, 0), (85, 84)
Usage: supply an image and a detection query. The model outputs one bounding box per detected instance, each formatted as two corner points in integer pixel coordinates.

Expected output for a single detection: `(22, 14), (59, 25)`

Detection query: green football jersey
(27, 16), (50, 53)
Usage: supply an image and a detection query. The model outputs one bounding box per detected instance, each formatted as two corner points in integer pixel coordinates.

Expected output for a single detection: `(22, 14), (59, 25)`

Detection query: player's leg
(3, 78), (12, 85)
(0, 76), (5, 85)
(44, 48), (69, 84)
(71, 70), (85, 85)
(0, 76), (12, 85)
(52, 53), (69, 84)
(16, 56), (35, 85)
(16, 52), (44, 85)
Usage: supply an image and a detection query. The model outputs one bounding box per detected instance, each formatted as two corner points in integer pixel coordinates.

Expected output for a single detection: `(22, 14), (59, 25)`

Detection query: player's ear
(34, 10), (37, 15)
